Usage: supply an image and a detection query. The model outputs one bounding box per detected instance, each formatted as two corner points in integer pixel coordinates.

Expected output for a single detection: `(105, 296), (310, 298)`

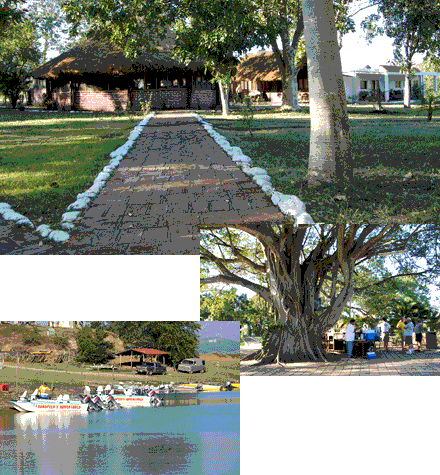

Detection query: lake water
(0, 392), (240, 475)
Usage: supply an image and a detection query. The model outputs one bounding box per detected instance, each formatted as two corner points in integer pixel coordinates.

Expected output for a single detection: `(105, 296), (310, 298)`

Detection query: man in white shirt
(378, 318), (391, 351)
(345, 319), (356, 358)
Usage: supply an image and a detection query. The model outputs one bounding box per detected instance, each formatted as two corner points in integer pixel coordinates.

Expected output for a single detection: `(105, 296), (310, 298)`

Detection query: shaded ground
(202, 104), (440, 223)
(241, 347), (440, 376)
(2, 111), (285, 255)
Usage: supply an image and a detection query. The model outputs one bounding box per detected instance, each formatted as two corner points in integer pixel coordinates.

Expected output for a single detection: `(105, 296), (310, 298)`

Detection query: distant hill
(198, 337), (240, 354)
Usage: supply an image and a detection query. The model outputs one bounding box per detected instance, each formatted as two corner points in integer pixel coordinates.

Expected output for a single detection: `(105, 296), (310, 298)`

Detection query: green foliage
(23, 327), (43, 345)
(108, 322), (201, 364)
(26, 0), (71, 61)
(0, 0), (27, 36)
(52, 335), (69, 349)
(239, 96), (254, 135)
(140, 98), (152, 115)
(75, 326), (114, 364)
(0, 19), (41, 108)
(423, 87), (440, 120)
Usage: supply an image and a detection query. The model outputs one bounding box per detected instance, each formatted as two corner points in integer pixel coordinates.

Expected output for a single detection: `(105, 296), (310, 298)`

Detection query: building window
(394, 80), (402, 88)
(360, 80), (367, 89)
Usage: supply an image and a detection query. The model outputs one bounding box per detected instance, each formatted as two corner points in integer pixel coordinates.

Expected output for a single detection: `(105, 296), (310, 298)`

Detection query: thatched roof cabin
(232, 51), (308, 104)
(31, 34), (219, 111)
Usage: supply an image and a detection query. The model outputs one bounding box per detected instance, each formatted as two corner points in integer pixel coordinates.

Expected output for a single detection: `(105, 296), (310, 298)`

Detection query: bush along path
(3, 111), (292, 255)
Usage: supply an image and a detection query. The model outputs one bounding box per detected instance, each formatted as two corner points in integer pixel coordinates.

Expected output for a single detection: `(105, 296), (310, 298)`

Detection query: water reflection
(0, 393), (239, 475)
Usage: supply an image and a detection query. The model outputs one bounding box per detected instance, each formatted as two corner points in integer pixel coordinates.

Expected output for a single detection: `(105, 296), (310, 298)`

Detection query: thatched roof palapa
(32, 32), (205, 79)
(234, 52), (282, 82)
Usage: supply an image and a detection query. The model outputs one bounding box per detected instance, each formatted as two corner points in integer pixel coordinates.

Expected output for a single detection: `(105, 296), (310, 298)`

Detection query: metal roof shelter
(113, 348), (170, 368)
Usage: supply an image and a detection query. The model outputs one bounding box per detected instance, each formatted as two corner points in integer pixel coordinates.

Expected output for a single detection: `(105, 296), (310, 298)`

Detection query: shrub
(52, 335), (69, 349)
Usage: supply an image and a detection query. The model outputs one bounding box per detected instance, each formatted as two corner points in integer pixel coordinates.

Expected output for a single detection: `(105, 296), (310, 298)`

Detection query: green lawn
(0, 110), (144, 225)
(201, 104), (440, 223)
(1, 356), (239, 389)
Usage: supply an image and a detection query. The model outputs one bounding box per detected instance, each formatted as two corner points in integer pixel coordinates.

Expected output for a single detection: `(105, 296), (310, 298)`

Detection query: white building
(343, 65), (440, 103)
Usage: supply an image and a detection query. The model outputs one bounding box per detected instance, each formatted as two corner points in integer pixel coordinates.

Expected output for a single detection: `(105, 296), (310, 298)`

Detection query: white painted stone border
(193, 113), (314, 224)
(0, 112), (156, 245)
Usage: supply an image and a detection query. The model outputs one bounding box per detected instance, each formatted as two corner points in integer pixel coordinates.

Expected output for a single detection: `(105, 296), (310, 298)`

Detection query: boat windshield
(180, 360), (194, 364)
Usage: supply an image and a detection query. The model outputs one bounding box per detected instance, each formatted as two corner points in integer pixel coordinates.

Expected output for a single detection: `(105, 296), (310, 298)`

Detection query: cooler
(363, 331), (375, 341)
(366, 352), (376, 360)
(0, 384), (9, 391)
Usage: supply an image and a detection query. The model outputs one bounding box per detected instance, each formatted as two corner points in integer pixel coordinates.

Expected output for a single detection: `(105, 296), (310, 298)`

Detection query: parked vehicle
(177, 359), (206, 374)
(136, 362), (167, 375)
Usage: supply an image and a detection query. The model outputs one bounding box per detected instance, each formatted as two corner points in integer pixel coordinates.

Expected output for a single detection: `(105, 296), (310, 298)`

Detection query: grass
(201, 103), (440, 223)
(0, 110), (145, 225)
(0, 356), (239, 391)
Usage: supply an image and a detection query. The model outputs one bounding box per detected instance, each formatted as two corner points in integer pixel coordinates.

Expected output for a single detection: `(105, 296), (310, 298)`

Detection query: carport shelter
(31, 32), (219, 111)
(113, 348), (171, 368)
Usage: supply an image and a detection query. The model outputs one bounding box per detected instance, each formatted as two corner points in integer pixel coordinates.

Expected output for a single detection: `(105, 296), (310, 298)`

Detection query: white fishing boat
(89, 386), (163, 408)
(10, 391), (89, 413)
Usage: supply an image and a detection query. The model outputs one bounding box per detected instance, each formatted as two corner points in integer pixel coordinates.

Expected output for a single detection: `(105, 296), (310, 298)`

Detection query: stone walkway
(241, 347), (440, 376)
(2, 111), (285, 255)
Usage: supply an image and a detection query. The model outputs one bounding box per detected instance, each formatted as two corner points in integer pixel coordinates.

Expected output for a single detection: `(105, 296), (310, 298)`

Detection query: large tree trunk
(281, 66), (299, 111)
(218, 69), (231, 116)
(404, 68), (411, 108)
(302, 0), (353, 187)
(253, 225), (354, 364)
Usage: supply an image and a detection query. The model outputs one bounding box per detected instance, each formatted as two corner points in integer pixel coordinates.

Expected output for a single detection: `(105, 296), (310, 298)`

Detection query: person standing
(345, 319), (356, 358)
(379, 318), (391, 351)
(414, 319), (424, 352)
(396, 317), (405, 351)
(404, 317), (415, 354)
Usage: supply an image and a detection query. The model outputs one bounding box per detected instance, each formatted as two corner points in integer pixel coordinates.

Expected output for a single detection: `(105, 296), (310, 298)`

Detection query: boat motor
(220, 381), (233, 391)
(82, 395), (102, 412)
(148, 391), (162, 407)
(102, 394), (122, 410)
(196, 383), (203, 392)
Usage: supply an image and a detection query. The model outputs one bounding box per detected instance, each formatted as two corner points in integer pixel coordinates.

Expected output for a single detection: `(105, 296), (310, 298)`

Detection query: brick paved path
(241, 348), (440, 376)
(3, 111), (285, 255)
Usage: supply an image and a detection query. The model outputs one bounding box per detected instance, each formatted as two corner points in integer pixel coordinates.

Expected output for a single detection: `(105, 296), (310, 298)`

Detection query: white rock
(242, 166), (253, 175)
(254, 176), (272, 187)
(67, 197), (91, 211)
(61, 222), (75, 231)
(48, 230), (70, 242)
(230, 146), (243, 156)
(261, 184), (275, 194)
(296, 212), (315, 224)
(62, 211), (81, 222)
(249, 167), (270, 177)
(0, 203), (12, 211)
(2, 210), (25, 222)
(103, 165), (116, 173)
(278, 196), (307, 216)
(36, 224), (52, 238)
(94, 172), (111, 183)
(16, 217), (34, 228)
(271, 192), (284, 206)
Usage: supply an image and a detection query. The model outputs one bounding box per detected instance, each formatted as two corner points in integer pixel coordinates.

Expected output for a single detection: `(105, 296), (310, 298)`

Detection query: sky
(198, 321), (240, 341)
(249, 5), (425, 72)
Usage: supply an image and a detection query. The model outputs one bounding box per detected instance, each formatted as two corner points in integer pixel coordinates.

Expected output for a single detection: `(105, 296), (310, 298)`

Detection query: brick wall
(132, 89), (188, 109)
(31, 89), (46, 106)
(55, 92), (72, 110)
(191, 90), (216, 109)
(74, 91), (129, 112)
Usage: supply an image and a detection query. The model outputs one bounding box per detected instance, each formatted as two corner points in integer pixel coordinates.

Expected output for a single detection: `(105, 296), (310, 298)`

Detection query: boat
(10, 391), (89, 413)
(180, 382), (239, 392)
(88, 385), (163, 408)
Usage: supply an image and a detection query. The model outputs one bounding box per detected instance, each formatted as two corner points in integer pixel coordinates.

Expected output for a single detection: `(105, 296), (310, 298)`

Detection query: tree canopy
(75, 326), (114, 364)
(201, 224), (440, 362)
(108, 321), (201, 364)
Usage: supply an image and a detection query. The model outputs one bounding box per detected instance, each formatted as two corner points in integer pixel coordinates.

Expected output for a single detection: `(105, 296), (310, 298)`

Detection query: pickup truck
(136, 362), (167, 375)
